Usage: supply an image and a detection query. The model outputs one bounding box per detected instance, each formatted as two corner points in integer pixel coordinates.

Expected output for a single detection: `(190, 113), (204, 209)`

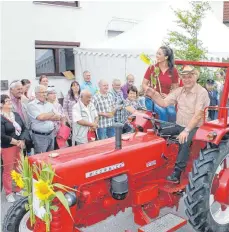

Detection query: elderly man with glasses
(27, 85), (62, 154)
(9, 80), (29, 128)
(9, 80), (33, 155)
(145, 65), (210, 184)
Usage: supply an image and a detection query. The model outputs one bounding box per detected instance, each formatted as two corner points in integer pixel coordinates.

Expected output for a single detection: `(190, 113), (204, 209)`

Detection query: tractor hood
(29, 132), (167, 187)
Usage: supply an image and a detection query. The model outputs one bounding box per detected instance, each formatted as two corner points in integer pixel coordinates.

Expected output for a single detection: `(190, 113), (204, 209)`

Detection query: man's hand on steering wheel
(177, 130), (189, 144)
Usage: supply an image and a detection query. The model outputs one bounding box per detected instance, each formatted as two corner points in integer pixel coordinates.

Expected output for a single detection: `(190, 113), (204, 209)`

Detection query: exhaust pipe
(114, 123), (123, 150)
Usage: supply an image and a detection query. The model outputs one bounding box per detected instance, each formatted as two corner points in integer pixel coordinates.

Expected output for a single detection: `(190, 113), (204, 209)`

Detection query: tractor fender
(193, 124), (229, 145)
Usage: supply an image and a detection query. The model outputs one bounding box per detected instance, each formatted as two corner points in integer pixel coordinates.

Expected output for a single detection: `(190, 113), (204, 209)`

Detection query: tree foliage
(166, 1), (211, 61)
(166, 2), (212, 85)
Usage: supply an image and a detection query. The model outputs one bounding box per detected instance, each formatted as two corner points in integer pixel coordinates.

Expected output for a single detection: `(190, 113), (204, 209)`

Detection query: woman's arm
(1, 120), (18, 146)
(15, 113), (26, 148)
(142, 78), (150, 92)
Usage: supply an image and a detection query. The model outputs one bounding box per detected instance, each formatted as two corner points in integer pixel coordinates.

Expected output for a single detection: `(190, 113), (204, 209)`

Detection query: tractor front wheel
(3, 197), (33, 232)
(185, 144), (229, 232)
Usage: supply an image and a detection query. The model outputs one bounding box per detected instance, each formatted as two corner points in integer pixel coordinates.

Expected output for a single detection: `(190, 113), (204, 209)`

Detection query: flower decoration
(11, 154), (76, 232)
(11, 154), (35, 227)
(140, 53), (151, 65)
(35, 180), (55, 201)
(11, 170), (24, 188)
(140, 53), (162, 94)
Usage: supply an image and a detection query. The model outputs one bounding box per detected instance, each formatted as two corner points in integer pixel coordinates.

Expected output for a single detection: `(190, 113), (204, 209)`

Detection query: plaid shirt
(123, 98), (144, 123)
(108, 89), (124, 123)
(93, 92), (114, 128)
(63, 93), (79, 122)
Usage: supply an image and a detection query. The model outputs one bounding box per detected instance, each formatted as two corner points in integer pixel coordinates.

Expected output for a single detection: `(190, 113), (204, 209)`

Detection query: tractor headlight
(207, 131), (217, 141)
(65, 191), (77, 207)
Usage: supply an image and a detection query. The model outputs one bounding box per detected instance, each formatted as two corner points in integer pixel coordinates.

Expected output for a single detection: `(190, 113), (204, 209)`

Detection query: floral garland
(11, 153), (75, 232)
(11, 155), (35, 226)
(140, 53), (162, 94)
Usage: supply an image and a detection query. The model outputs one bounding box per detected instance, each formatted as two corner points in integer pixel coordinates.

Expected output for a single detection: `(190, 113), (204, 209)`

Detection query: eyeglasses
(38, 91), (48, 94)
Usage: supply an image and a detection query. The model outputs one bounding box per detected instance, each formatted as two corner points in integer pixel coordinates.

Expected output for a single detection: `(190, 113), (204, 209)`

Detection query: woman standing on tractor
(142, 46), (179, 122)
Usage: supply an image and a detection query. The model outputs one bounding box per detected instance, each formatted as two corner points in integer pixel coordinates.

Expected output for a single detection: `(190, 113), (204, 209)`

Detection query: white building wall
(210, 1), (224, 22)
(1, 1), (224, 95)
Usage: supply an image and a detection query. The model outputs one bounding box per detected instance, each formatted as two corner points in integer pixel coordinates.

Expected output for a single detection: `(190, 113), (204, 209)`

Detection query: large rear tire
(3, 197), (33, 232)
(185, 143), (229, 232)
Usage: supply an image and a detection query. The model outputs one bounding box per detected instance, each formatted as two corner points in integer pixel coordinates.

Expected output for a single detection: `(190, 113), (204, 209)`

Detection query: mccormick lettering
(146, 160), (157, 167)
(85, 162), (125, 178)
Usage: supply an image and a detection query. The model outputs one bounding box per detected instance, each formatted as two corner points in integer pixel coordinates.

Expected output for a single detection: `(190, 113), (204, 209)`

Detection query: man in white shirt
(72, 90), (99, 145)
(27, 85), (62, 154)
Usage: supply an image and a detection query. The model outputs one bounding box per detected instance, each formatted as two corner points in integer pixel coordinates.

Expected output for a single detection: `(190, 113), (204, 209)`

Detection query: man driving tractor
(144, 65), (210, 183)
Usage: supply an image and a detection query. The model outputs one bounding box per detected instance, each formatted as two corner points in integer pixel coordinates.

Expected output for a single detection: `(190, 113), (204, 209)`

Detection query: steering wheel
(143, 115), (177, 135)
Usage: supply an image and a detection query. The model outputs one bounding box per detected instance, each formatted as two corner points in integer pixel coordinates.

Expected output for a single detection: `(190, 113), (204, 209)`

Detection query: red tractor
(3, 61), (229, 232)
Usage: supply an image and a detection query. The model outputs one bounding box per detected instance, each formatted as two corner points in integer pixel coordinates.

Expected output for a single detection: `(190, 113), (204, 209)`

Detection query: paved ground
(1, 189), (194, 232)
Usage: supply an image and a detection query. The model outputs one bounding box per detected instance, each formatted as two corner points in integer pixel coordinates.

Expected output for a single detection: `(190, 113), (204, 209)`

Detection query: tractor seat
(159, 133), (180, 143)
(158, 125), (179, 142)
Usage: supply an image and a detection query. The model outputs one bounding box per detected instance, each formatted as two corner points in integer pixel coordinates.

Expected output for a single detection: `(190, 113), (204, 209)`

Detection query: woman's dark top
(1, 112), (26, 148)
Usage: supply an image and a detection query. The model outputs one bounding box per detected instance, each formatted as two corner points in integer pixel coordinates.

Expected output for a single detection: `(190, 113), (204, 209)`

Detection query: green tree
(167, 1), (210, 61)
(166, 2), (211, 85)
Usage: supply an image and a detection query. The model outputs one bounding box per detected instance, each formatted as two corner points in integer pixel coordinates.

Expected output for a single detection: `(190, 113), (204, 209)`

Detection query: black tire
(3, 197), (31, 232)
(185, 144), (229, 232)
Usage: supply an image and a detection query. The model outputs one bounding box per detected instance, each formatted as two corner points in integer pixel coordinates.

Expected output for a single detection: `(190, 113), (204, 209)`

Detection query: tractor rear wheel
(185, 143), (229, 232)
(3, 197), (33, 232)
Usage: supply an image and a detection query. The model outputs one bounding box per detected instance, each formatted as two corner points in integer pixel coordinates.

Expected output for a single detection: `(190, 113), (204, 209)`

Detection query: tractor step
(138, 213), (187, 232)
(159, 179), (188, 193)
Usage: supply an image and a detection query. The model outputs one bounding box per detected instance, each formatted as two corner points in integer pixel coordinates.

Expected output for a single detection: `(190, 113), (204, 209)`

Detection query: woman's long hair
(68, 81), (81, 101)
(159, 46), (175, 78)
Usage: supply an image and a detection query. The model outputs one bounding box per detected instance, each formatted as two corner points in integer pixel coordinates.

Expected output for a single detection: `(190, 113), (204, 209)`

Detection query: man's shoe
(166, 169), (181, 184)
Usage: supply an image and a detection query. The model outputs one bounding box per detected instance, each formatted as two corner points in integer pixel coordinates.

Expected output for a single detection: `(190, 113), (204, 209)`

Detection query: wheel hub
(19, 212), (33, 232)
(214, 168), (229, 205)
(210, 153), (229, 225)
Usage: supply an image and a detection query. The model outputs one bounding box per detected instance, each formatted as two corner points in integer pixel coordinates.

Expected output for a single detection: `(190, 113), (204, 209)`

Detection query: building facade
(223, 1), (229, 27)
(1, 1), (225, 95)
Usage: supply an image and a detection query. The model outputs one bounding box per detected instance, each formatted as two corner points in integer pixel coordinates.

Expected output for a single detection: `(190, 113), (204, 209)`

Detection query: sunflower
(11, 170), (24, 188)
(140, 53), (151, 65)
(35, 180), (55, 201)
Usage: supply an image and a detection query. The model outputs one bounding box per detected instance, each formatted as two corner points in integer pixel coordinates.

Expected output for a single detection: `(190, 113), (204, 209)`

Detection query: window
(35, 41), (80, 77)
(59, 48), (75, 73)
(36, 49), (55, 75)
(34, 1), (79, 7)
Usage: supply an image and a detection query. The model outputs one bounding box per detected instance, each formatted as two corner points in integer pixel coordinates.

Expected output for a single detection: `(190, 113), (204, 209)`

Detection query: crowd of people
(0, 69), (146, 202)
(1, 45), (228, 202)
